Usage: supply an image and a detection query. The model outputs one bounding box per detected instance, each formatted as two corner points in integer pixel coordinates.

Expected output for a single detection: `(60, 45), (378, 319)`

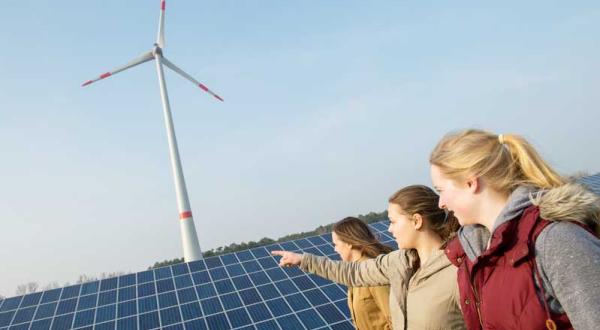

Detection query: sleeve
(536, 221), (600, 330)
(368, 286), (392, 330)
(299, 250), (407, 287)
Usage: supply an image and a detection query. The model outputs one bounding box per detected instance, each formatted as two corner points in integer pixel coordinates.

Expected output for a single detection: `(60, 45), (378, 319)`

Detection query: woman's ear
(412, 213), (424, 230)
(466, 176), (480, 194)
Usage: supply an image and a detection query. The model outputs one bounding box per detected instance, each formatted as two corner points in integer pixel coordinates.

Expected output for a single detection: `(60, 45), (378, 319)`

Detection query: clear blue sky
(1, 0), (599, 296)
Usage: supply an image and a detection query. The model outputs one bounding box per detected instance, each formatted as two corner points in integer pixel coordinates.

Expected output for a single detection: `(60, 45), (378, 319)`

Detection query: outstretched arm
(272, 250), (408, 287)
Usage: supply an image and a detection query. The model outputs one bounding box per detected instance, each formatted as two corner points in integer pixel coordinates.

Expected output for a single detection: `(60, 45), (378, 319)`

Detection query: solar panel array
(0, 221), (397, 330)
(2, 174), (598, 330)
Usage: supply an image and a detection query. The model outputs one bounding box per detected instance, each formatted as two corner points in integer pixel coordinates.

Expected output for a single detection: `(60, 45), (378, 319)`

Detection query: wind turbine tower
(82, 0), (223, 262)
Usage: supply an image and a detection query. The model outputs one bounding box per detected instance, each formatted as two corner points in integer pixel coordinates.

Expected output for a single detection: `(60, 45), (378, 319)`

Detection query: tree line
(150, 210), (387, 268)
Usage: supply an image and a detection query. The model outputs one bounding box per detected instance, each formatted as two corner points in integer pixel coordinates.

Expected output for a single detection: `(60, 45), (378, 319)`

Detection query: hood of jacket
(458, 182), (600, 261)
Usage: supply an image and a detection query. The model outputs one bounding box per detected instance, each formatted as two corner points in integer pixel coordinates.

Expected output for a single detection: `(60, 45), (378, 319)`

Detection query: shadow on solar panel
(0, 220), (397, 330)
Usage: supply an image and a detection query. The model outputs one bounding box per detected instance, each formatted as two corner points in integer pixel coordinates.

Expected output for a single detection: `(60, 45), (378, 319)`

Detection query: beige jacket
(300, 250), (465, 330)
(347, 257), (392, 330)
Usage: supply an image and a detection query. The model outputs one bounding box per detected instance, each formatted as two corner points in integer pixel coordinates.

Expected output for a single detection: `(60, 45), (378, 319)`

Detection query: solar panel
(0, 221), (396, 330)
(579, 172), (600, 195)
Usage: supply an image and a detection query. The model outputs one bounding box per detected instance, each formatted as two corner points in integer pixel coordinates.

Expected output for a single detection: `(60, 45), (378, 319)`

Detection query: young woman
(273, 185), (465, 330)
(330, 217), (393, 330)
(429, 129), (600, 329)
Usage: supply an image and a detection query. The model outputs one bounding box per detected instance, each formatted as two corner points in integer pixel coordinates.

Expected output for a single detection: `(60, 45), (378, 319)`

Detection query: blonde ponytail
(430, 129), (564, 194)
(500, 134), (564, 189)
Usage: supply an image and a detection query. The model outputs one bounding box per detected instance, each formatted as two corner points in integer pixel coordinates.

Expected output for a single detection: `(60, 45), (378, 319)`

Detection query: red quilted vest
(445, 206), (572, 330)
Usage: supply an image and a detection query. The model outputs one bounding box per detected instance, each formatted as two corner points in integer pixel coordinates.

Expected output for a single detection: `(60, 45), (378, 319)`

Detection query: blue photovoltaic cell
(73, 309), (95, 328)
(266, 297), (291, 316)
(175, 274), (193, 289)
(177, 287), (198, 304)
(172, 263), (190, 276)
(137, 270), (155, 284)
(20, 292), (42, 308)
(298, 308), (326, 328)
(188, 260), (206, 273)
(279, 241), (298, 251)
(221, 293), (243, 310)
(247, 302), (271, 322)
(201, 297), (223, 315)
(98, 290), (116, 306)
(231, 276), (253, 291)
(137, 282), (155, 298)
(156, 278), (175, 293)
(241, 260), (261, 273)
(307, 236), (328, 246)
(204, 257), (223, 269)
(1, 219), (400, 329)
(119, 273), (137, 287)
(118, 286), (136, 302)
(274, 279), (299, 295)
(160, 306), (182, 326)
(100, 278), (118, 292)
(294, 239), (313, 249)
(180, 301), (202, 321)
(220, 254), (239, 266)
(81, 281), (99, 295)
(138, 296), (158, 313)
(209, 267), (229, 281)
(214, 279), (235, 295)
(12, 306), (35, 324)
(249, 272), (270, 286)
(235, 250), (253, 262)
(159, 292), (179, 309)
(155, 266), (173, 280)
(139, 311), (159, 329)
(250, 247), (270, 258)
(226, 264), (245, 277)
(579, 173), (600, 195)
(226, 307), (252, 328)
(40, 289), (60, 304)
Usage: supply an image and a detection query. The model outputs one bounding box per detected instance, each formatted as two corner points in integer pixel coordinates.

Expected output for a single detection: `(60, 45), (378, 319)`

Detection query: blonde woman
(430, 129), (600, 329)
(273, 185), (465, 329)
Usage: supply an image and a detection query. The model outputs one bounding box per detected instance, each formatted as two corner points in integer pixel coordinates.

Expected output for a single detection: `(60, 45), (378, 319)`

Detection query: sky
(1, 0), (599, 297)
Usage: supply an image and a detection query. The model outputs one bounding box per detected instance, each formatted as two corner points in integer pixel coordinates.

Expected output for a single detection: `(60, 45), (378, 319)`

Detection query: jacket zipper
(470, 281), (484, 327)
(467, 264), (484, 328)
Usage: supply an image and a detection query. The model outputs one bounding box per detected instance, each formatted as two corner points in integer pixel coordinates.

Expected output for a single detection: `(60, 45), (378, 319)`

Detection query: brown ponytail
(388, 185), (460, 242)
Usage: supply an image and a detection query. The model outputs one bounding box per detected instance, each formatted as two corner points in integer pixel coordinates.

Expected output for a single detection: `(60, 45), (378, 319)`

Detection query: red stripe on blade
(82, 80), (93, 87)
(180, 211), (192, 219)
(161, 0), (166, 10)
(100, 72), (112, 79)
(214, 94), (224, 102)
(198, 83), (209, 92)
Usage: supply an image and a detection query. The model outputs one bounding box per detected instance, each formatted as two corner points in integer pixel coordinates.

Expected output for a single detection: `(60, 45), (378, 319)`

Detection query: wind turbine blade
(162, 57), (224, 102)
(81, 51), (154, 87)
(156, 0), (166, 47)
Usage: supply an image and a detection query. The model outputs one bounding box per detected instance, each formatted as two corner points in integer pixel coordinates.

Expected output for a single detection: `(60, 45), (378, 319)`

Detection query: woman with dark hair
(272, 185), (465, 329)
(330, 217), (393, 330)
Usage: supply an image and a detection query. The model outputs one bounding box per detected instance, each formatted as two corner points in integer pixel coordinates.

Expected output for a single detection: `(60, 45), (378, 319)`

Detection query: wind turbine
(82, 0), (222, 262)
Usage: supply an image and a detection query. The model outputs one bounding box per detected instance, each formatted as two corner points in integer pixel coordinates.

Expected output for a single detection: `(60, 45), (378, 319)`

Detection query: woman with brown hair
(272, 185), (465, 330)
(429, 129), (600, 329)
(330, 217), (393, 330)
